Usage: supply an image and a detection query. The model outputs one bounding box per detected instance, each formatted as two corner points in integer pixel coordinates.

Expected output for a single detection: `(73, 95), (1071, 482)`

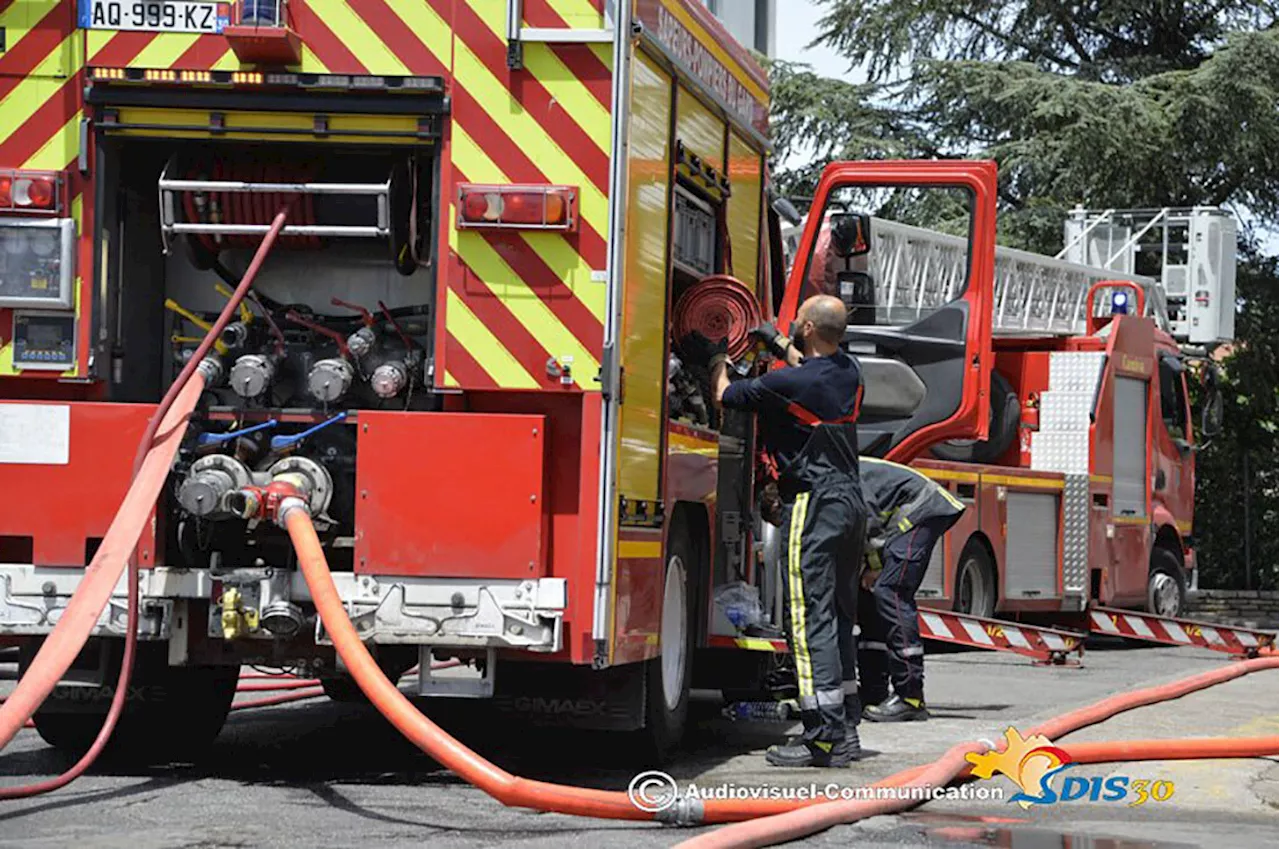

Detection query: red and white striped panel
(918, 610), (1085, 664)
(1089, 606), (1276, 657)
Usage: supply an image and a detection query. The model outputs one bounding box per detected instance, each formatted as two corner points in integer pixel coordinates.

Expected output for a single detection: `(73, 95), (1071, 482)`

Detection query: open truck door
(777, 161), (997, 462)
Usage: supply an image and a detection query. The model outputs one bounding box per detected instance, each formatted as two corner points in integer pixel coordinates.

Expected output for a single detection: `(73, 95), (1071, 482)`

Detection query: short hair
(802, 295), (848, 345)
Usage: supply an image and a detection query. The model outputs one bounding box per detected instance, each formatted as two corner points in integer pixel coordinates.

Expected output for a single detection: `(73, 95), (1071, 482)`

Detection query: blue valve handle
(197, 419), (279, 446)
(270, 412), (347, 451)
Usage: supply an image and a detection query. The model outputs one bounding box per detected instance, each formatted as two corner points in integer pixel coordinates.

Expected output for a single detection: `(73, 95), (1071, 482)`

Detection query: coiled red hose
(672, 275), (763, 360)
(183, 161), (318, 254)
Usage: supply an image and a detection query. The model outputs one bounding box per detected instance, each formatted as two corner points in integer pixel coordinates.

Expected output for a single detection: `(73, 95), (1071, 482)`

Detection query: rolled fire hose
(0, 212), (288, 799)
(672, 275), (764, 361)
(289, 504), (1280, 827)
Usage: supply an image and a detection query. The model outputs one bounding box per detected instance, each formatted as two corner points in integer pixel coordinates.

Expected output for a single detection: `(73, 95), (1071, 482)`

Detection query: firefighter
(856, 458), (966, 722)
(681, 294), (867, 768)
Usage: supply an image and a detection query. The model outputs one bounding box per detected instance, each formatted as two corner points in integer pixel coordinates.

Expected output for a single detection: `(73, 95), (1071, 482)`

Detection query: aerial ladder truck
(780, 203), (1272, 662)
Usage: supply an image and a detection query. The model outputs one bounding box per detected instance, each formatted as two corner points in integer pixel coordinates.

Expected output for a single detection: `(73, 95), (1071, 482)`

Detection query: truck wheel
(640, 519), (698, 762)
(29, 644), (238, 765)
(931, 371), (1020, 464)
(1147, 548), (1186, 619)
(953, 540), (997, 619)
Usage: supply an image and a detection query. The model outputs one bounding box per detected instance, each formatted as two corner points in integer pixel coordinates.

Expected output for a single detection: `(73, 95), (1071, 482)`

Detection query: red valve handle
(285, 310), (351, 357)
(330, 297), (376, 327)
(378, 300), (415, 352)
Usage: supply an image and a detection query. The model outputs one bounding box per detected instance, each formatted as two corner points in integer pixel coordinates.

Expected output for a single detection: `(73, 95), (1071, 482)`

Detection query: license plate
(79, 0), (230, 33)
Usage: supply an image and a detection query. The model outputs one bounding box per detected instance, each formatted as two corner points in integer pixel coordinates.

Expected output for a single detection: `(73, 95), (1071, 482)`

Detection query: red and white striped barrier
(918, 609), (1086, 665)
(1089, 606), (1277, 658)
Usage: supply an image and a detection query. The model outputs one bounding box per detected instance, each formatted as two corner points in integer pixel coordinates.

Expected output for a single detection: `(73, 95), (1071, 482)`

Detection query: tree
(771, 0), (1279, 588)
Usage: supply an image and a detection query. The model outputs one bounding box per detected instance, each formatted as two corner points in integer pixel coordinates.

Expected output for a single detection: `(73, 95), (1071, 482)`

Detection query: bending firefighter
(857, 459), (965, 722)
(682, 295), (868, 768)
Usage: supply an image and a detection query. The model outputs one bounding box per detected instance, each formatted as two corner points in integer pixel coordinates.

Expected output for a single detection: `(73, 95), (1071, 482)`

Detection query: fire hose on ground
(286, 502), (1280, 830)
(0, 211), (289, 800)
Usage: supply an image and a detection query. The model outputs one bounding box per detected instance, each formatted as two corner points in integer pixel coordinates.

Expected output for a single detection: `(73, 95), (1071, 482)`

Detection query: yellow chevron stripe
(544, 0), (605, 28)
(444, 287), (540, 388)
(523, 44), (609, 151)
(467, 7), (609, 155)
(71, 193), (82, 233)
(306, 0), (408, 75)
(23, 110), (80, 170)
(449, 208), (600, 388)
(452, 38), (608, 235)
(210, 49), (240, 71)
(443, 371), (459, 387)
(0, 33), (80, 144)
(297, 44), (330, 74)
(86, 30), (115, 61)
(1, 0), (62, 62)
(450, 126), (605, 323)
(383, 0), (451, 67)
(588, 42), (612, 70)
(126, 33), (200, 67)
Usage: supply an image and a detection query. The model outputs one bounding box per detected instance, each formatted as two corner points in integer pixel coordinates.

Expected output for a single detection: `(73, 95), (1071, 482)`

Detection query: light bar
(0, 170), (61, 214)
(88, 66), (443, 93)
(456, 184), (578, 233)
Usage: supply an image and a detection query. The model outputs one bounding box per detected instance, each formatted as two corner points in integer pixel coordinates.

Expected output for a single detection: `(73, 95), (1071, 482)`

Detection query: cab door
(777, 161), (997, 462)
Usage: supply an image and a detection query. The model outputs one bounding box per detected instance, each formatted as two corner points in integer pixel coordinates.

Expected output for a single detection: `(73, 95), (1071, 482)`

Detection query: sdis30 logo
(966, 728), (1176, 809)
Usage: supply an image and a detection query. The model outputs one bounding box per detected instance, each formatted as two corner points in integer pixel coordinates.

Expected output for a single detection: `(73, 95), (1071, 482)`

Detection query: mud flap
(489, 661), (646, 731)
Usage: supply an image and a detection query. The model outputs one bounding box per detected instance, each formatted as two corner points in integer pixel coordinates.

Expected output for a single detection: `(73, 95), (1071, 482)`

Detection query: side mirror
(829, 212), (871, 257)
(771, 196), (802, 226)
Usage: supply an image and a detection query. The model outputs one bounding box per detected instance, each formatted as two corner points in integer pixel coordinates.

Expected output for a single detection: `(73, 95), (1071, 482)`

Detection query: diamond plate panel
(1048, 351), (1106, 392)
(1040, 391), (1094, 431)
(1062, 474), (1090, 596)
(1030, 431), (1090, 474)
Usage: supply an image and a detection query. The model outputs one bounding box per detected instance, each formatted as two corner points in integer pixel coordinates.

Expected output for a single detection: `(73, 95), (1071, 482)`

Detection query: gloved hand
(748, 323), (791, 359)
(679, 330), (729, 370)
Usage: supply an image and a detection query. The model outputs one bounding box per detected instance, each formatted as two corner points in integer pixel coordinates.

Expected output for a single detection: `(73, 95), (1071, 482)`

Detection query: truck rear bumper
(0, 565), (566, 652)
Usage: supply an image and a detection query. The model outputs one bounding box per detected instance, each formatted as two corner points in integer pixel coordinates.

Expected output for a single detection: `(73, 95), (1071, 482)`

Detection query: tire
(1147, 547), (1187, 619)
(31, 644), (238, 765)
(640, 515), (699, 763)
(932, 370), (1020, 464)
(953, 539), (997, 619)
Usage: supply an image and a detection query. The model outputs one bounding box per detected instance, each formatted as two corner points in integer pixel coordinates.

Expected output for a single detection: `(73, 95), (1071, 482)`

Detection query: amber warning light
(0, 171), (59, 214)
(456, 184), (577, 232)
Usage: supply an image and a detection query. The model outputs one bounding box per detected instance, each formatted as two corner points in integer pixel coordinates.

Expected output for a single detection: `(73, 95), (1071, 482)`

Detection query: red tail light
(456, 184), (577, 232)
(0, 171), (60, 214)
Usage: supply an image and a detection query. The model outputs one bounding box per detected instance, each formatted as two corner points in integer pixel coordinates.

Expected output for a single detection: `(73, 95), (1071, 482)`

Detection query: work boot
(864, 693), (929, 723)
(765, 735), (863, 768)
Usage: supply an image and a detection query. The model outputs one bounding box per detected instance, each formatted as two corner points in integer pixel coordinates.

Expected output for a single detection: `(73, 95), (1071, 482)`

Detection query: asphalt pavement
(1, 641), (1276, 849)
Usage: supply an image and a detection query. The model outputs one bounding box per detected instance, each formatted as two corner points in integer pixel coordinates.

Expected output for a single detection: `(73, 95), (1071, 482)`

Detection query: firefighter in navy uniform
(856, 458), (966, 722)
(681, 294), (867, 768)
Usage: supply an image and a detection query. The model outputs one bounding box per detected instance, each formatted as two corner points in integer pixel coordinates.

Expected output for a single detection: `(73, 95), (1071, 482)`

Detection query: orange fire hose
(288, 507), (1280, 828)
(0, 212), (288, 800)
(678, 654), (1280, 849)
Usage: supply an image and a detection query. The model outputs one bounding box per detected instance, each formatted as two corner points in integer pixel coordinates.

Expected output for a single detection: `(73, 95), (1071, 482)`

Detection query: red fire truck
(0, 0), (1005, 759)
(781, 205), (1234, 631)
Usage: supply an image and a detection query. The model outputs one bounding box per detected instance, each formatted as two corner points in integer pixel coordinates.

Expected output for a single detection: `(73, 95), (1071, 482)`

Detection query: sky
(771, 0), (851, 78)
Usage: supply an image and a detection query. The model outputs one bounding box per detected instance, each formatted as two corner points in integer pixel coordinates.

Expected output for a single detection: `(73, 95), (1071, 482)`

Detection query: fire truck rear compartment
(98, 138), (439, 579)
